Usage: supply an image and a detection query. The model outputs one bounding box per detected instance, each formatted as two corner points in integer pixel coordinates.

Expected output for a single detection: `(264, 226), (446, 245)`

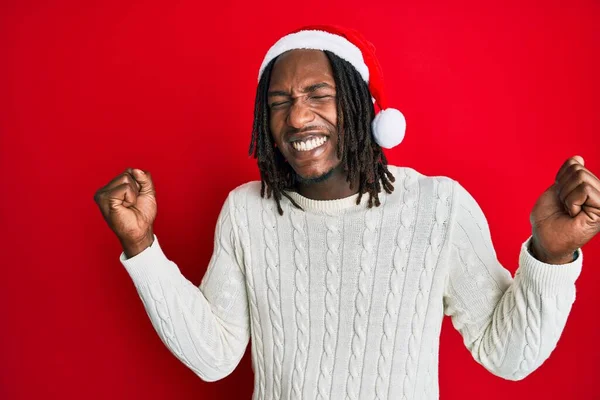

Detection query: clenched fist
(94, 167), (157, 258)
(530, 155), (600, 264)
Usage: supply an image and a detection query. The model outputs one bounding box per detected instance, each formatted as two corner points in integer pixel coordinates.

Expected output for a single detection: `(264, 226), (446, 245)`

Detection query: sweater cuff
(517, 236), (583, 295)
(119, 234), (180, 287)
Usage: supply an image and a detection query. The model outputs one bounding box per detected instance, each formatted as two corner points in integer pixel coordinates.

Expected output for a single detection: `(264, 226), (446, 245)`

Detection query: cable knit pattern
(518, 293), (541, 375)
(118, 165), (583, 400)
(316, 212), (342, 400)
(290, 208), (310, 400)
(345, 193), (385, 400)
(148, 280), (225, 376)
(262, 200), (284, 399)
(376, 168), (419, 400)
(402, 178), (452, 400)
(148, 281), (187, 362)
(234, 191), (266, 398)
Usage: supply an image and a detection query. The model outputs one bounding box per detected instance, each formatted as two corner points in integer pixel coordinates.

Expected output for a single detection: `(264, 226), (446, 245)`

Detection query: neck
(295, 165), (360, 200)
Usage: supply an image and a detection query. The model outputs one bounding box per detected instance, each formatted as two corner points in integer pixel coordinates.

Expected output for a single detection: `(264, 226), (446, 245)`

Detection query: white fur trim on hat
(258, 30), (369, 83)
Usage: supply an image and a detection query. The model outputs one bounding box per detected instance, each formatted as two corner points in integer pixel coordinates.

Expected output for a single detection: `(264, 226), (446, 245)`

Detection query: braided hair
(248, 50), (395, 215)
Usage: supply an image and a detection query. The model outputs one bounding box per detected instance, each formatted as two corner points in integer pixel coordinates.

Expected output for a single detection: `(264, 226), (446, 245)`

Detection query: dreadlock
(248, 50), (395, 215)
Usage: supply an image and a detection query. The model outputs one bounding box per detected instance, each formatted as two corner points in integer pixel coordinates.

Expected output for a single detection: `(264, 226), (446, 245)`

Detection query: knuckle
(575, 168), (587, 181)
(565, 158), (577, 166)
(581, 182), (592, 194)
(115, 182), (128, 192)
(564, 165), (581, 181)
(567, 163), (580, 173)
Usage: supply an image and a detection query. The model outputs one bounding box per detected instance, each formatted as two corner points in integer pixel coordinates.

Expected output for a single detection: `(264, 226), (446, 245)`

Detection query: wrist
(529, 236), (575, 265)
(121, 231), (154, 259)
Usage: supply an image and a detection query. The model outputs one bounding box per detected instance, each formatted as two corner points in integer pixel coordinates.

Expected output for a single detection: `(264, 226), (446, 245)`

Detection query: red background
(1, 0), (599, 399)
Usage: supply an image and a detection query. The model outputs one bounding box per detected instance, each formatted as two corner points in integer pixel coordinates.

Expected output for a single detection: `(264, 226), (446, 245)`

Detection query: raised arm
(443, 180), (583, 380)
(119, 193), (250, 382)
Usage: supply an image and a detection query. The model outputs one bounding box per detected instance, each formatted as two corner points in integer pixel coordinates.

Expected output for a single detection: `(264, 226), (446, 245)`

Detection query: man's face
(268, 49), (340, 181)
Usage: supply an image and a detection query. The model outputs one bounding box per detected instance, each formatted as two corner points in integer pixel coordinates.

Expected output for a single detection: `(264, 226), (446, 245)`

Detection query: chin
(294, 166), (336, 184)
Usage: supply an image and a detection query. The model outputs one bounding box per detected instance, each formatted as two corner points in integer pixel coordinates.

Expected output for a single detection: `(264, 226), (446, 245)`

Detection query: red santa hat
(258, 25), (406, 149)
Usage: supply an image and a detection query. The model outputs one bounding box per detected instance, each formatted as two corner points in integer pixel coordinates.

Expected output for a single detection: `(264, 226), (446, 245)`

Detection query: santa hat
(258, 25), (406, 149)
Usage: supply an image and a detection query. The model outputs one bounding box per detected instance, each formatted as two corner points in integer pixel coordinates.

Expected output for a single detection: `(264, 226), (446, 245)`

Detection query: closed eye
(270, 101), (290, 108)
(311, 95), (335, 101)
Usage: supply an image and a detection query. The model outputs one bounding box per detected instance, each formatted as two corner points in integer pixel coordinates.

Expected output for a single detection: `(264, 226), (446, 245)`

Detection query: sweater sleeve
(442, 181), (583, 381)
(118, 192), (250, 382)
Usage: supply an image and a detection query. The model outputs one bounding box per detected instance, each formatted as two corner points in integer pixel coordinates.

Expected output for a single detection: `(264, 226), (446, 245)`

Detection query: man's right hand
(94, 167), (157, 258)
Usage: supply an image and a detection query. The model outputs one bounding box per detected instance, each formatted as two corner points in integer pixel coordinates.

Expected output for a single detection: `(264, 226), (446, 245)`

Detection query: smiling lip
(287, 131), (328, 143)
(290, 135), (329, 154)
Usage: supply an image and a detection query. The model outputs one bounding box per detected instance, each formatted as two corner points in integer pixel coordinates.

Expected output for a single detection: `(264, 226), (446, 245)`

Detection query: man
(93, 25), (600, 399)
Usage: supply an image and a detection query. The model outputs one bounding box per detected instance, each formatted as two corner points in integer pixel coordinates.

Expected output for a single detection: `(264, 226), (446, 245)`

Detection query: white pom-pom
(372, 108), (406, 149)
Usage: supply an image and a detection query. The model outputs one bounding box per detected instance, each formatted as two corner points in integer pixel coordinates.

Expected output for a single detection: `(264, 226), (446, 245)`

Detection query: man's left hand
(530, 155), (600, 264)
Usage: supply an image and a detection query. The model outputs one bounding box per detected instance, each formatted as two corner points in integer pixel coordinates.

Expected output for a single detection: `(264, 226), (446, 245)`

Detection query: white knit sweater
(119, 165), (583, 400)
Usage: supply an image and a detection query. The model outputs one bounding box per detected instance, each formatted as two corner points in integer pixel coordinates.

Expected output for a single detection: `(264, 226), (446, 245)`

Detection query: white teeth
(292, 136), (328, 151)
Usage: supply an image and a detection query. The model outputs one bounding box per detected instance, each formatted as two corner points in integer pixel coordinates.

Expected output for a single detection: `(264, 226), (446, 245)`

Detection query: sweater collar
(282, 165), (397, 213)
(284, 188), (373, 212)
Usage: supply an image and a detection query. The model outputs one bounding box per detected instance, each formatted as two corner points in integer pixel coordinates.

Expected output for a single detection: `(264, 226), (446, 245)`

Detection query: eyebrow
(268, 82), (334, 97)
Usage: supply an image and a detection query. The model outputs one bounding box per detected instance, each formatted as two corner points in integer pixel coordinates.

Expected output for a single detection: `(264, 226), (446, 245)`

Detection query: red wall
(1, 0), (599, 398)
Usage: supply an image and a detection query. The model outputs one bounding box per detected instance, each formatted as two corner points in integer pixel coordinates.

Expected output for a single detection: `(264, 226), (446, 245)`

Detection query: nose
(286, 98), (315, 129)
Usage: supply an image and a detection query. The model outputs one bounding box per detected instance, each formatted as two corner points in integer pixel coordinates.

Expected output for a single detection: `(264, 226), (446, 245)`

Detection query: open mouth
(291, 136), (329, 152)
